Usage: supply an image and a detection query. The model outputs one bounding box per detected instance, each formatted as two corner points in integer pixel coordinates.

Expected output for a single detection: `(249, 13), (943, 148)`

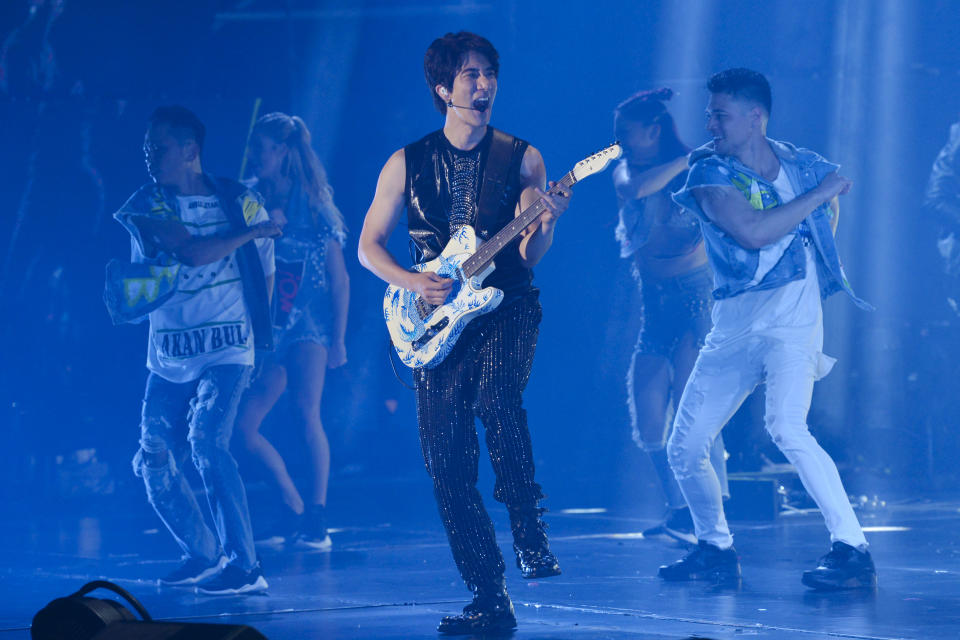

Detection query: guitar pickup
(412, 316), (449, 350)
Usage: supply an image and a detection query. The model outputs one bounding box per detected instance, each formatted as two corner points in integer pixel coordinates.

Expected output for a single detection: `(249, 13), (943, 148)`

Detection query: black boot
(437, 581), (517, 635)
(508, 505), (561, 579)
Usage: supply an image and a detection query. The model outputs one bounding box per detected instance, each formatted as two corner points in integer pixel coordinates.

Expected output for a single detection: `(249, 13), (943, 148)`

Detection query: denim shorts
(636, 265), (713, 359)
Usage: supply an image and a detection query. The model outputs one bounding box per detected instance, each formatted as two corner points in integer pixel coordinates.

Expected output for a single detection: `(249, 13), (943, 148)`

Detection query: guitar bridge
(412, 316), (449, 350)
(415, 297), (437, 319)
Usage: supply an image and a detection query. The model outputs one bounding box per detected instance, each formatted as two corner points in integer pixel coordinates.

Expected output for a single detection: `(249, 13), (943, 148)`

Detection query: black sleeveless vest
(404, 127), (533, 300)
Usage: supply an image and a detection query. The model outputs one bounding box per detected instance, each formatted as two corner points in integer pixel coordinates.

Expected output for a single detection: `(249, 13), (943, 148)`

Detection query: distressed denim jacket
(104, 175), (274, 350)
(672, 137), (871, 310)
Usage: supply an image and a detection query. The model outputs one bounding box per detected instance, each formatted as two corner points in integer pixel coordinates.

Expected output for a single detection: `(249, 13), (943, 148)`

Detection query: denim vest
(672, 138), (871, 310)
(106, 175), (275, 350)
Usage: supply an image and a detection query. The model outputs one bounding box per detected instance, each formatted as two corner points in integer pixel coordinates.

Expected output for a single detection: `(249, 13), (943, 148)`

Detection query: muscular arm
(517, 145), (570, 268)
(693, 172), (849, 250)
(358, 149), (453, 305)
(131, 216), (280, 267)
(613, 154), (688, 201)
(357, 150), (415, 286)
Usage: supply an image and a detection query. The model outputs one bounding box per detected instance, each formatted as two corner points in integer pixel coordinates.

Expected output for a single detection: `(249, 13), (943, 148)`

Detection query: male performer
(660, 69), (877, 590)
(358, 32), (569, 634)
(108, 106), (278, 595)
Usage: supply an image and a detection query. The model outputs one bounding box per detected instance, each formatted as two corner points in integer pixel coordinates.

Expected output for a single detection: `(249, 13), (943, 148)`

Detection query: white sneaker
(158, 555), (227, 586)
(196, 562), (268, 595)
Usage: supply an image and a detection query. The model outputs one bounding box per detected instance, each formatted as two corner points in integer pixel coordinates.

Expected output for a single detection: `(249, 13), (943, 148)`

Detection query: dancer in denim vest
(234, 112), (349, 551)
(613, 88), (729, 545)
(658, 69), (876, 591)
(110, 106), (279, 595)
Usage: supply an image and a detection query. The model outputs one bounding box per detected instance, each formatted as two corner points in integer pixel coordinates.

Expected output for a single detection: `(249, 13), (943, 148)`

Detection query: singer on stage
(358, 31), (569, 635)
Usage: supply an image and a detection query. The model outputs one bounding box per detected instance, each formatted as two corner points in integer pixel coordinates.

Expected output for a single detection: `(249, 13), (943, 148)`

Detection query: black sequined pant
(414, 290), (545, 593)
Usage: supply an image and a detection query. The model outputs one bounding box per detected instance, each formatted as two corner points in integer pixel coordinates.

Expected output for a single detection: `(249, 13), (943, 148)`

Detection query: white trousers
(667, 332), (867, 550)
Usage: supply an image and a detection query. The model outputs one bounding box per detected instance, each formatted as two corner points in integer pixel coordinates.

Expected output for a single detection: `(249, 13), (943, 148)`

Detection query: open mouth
(472, 97), (490, 112)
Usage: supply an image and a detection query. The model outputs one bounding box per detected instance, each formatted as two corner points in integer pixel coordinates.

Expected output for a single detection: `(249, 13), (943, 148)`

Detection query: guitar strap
(475, 128), (516, 234)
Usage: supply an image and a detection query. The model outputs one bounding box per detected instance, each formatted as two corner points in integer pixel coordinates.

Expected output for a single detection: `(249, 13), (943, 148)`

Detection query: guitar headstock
(571, 142), (623, 182)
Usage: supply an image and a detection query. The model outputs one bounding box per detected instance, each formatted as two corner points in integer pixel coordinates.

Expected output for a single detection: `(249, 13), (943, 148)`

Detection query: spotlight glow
(559, 508), (608, 514)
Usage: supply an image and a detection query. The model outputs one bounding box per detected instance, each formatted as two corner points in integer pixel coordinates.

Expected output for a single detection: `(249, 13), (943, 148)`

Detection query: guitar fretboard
(461, 172), (577, 278)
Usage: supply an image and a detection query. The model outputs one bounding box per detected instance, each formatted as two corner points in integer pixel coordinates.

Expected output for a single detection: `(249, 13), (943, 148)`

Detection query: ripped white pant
(667, 334), (867, 550)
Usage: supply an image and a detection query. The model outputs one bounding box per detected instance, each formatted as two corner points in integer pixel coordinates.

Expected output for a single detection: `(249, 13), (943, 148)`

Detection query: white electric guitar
(383, 142), (622, 369)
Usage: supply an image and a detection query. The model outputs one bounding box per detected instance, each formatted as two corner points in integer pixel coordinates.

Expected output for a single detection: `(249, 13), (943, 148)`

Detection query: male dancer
(358, 32), (569, 634)
(108, 106), (278, 595)
(660, 69), (877, 590)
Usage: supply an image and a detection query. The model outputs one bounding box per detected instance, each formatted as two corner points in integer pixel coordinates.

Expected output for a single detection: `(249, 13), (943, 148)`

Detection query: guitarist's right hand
(408, 272), (453, 305)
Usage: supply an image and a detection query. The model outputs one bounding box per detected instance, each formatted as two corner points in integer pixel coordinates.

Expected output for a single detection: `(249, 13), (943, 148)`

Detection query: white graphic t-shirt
(147, 194), (274, 383)
(707, 166), (835, 379)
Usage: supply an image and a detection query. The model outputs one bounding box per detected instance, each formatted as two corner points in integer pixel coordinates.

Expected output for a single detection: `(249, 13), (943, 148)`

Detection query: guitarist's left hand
(535, 180), (572, 229)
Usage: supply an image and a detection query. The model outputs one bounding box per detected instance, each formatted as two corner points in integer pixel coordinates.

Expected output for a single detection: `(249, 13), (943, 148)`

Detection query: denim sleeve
(686, 158), (737, 189)
(614, 197), (650, 258)
(809, 156), (841, 185)
(105, 185), (180, 324)
(113, 185), (177, 261)
(320, 187), (347, 247)
(925, 122), (960, 227)
(673, 158), (736, 217)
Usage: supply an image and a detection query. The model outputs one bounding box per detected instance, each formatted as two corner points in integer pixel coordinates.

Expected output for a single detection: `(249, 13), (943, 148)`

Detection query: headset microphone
(446, 99), (489, 113)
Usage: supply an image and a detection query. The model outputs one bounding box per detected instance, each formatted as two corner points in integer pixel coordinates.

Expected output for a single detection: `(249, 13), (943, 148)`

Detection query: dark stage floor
(2, 478), (959, 639)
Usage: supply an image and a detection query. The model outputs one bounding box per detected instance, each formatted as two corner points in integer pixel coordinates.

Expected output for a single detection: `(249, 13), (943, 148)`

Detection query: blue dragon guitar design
(384, 143), (622, 368)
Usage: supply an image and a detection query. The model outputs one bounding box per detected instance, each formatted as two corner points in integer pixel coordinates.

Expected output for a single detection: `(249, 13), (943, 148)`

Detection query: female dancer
(237, 112), (348, 550)
(613, 89), (728, 543)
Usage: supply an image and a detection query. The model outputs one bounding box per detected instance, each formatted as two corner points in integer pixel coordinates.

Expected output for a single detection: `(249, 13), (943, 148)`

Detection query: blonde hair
(253, 112), (346, 236)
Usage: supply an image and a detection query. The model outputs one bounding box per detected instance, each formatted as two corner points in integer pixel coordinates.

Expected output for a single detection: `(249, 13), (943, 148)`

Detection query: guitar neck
(461, 171), (577, 278)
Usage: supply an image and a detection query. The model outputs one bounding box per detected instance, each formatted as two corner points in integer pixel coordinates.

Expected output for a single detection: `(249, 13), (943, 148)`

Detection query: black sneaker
(158, 555), (227, 586)
(295, 504), (332, 551)
(196, 562), (268, 595)
(660, 507), (698, 545)
(659, 541), (741, 583)
(437, 585), (517, 635)
(509, 505), (561, 579)
(254, 507), (301, 546)
(802, 542), (877, 590)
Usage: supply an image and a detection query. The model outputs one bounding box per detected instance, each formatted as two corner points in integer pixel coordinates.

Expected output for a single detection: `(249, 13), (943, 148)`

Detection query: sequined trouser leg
(414, 292), (545, 593)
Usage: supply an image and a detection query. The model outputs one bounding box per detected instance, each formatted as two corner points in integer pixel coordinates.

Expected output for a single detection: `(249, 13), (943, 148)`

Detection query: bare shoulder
(361, 148), (408, 238)
(520, 145), (546, 185)
(381, 148), (406, 179)
(369, 148), (407, 201)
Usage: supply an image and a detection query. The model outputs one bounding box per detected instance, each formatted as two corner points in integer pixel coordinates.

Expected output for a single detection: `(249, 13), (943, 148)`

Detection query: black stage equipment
(31, 580), (268, 639)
